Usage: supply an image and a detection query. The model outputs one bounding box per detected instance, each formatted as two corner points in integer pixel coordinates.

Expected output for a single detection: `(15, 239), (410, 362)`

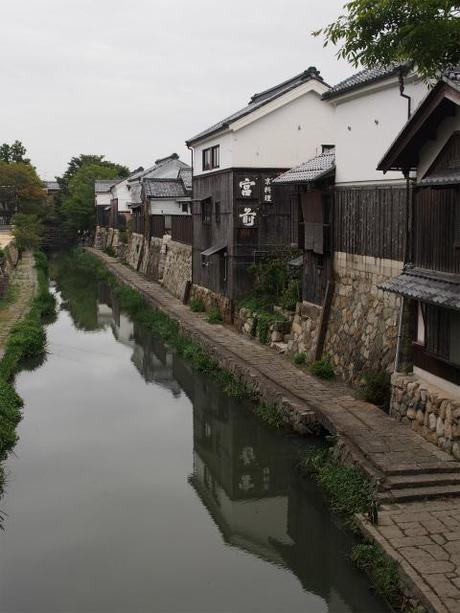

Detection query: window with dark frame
(215, 201), (221, 223)
(201, 198), (212, 224)
(202, 145), (220, 171)
(416, 303), (460, 367)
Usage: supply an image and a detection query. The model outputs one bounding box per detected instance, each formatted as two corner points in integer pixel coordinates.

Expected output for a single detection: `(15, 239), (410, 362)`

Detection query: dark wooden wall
(334, 186), (406, 261)
(414, 186), (460, 273)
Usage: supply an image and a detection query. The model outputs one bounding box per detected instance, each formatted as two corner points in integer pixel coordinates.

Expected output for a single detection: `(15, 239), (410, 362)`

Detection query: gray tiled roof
(323, 65), (405, 100)
(143, 179), (190, 199)
(418, 172), (460, 187)
(187, 67), (327, 145)
(273, 150), (335, 184)
(379, 268), (460, 310)
(95, 179), (119, 192)
(44, 181), (60, 191)
(179, 168), (192, 189)
(128, 156), (190, 183)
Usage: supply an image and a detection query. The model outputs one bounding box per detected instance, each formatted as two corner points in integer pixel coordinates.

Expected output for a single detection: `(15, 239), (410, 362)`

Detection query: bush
(358, 370), (391, 410)
(105, 246), (116, 257)
(280, 278), (301, 311)
(309, 359), (334, 380)
(294, 352), (307, 365)
(207, 308), (223, 325)
(189, 298), (205, 313)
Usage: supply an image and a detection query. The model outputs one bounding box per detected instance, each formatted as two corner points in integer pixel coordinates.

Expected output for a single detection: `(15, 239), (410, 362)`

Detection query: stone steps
(379, 483), (460, 503)
(385, 463), (460, 476)
(386, 472), (460, 489)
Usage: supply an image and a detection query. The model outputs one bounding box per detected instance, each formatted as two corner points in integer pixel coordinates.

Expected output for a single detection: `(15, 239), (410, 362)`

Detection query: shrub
(207, 308), (223, 325)
(358, 370), (391, 410)
(351, 543), (400, 605)
(189, 298), (205, 313)
(105, 246), (116, 257)
(309, 359), (334, 380)
(118, 230), (128, 244)
(294, 352), (307, 365)
(280, 278), (301, 311)
(12, 213), (43, 251)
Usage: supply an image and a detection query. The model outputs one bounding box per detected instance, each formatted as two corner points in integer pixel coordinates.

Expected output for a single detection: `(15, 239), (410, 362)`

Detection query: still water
(0, 260), (388, 613)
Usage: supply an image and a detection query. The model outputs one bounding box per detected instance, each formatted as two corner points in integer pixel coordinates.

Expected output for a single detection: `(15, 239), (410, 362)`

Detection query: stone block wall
(286, 301), (322, 360)
(190, 284), (233, 324)
(391, 373), (460, 459)
(234, 306), (293, 348)
(323, 252), (402, 385)
(126, 233), (144, 270)
(162, 240), (192, 303)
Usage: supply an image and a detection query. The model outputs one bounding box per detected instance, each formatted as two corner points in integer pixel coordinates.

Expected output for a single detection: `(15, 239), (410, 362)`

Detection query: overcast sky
(2, 0), (353, 179)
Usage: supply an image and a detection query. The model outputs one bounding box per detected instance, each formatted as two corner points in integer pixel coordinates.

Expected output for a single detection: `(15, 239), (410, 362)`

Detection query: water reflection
(91, 287), (387, 613)
(0, 258), (386, 612)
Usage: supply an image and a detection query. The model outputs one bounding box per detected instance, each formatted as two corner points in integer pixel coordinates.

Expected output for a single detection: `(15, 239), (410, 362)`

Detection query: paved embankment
(88, 247), (460, 613)
(0, 252), (38, 359)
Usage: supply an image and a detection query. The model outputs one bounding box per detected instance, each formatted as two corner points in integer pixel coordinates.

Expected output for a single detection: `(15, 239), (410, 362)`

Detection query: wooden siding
(414, 186), (460, 273)
(334, 186), (406, 261)
(171, 215), (192, 245)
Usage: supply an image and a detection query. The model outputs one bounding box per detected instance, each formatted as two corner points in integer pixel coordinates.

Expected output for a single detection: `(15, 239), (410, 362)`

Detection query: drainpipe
(399, 69), (412, 119)
(186, 143), (194, 304)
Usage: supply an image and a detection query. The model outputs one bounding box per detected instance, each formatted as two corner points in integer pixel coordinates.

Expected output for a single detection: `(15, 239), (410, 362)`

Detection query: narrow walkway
(0, 252), (38, 359)
(87, 249), (460, 496)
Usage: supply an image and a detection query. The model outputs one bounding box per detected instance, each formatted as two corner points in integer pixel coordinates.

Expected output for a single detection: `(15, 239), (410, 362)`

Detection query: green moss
(309, 358), (335, 380)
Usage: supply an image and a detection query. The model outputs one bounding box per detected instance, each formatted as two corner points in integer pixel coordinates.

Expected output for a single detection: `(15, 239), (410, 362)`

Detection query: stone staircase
(379, 468), (460, 504)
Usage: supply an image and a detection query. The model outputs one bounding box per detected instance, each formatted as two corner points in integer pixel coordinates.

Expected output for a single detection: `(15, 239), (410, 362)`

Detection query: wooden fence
(149, 215), (165, 238)
(171, 215), (192, 245)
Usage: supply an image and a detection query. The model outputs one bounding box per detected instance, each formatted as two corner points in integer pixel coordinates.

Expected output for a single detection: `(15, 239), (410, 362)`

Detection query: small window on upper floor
(215, 201), (221, 224)
(203, 145), (220, 171)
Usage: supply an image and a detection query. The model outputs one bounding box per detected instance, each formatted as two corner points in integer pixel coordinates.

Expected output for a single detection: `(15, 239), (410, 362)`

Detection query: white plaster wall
(95, 192), (111, 206)
(192, 132), (234, 175)
(192, 81), (333, 175)
(232, 91), (335, 169)
(418, 108), (460, 178)
(333, 79), (428, 185)
(149, 199), (190, 215)
(111, 179), (132, 212)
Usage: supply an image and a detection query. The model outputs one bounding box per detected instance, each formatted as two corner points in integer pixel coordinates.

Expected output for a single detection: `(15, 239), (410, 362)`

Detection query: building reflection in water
(96, 285), (386, 613)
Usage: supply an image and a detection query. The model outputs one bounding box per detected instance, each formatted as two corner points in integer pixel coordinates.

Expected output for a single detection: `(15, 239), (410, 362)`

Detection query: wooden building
(186, 67), (336, 306)
(378, 73), (460, 393)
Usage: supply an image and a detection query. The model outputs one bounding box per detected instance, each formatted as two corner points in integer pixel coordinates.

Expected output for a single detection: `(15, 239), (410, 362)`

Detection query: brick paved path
(0, 251), (37, 359)
(361, 500), (460, 612)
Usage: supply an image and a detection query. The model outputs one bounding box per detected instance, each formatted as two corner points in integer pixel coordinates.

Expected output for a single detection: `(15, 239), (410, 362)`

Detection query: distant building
(95, 179), (120, 227)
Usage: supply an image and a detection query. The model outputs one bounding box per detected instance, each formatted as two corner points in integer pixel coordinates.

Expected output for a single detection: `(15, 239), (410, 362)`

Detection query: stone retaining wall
(391, 373), (460, 459)
(286, 301), (322, 360)
(189, 284), (233, 324)
(324, 252), (402, 384)
(234, 306), (293, 349)
(162, 240), (192, 302)
(0, 241), (19, 297)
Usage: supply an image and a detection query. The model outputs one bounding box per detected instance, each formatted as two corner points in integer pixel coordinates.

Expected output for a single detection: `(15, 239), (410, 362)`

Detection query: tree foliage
(314, 1), (460, 80)
(57, 154), (129, 194)
(0, 140), (31, 165)
(11, 213), (43, 251)
(60, 163), (121, 235)
(0, 161), (47, 222)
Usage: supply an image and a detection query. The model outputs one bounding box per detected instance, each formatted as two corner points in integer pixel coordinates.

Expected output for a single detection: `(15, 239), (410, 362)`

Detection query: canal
(0, 258), (389, 613)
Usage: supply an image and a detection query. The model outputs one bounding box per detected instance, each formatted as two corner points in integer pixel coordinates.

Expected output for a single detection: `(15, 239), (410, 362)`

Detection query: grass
(0, 250), (55, 466)
(351, 542), (401, 607)
(309, 358), (335, 380)
(189, 298), (205, 313)
(253, 403), (284, 430)
(207, 307), (223, 324)
(299, 446), (374, 523)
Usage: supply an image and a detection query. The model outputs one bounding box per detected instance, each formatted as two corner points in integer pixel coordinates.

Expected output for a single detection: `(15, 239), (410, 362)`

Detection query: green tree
(0, 140), (31, 164)
(315, 1), (460, 80)
(0, 161), (47, 221)
(60, 163), (121, 235)
(57, 154), (129, 194)
(11, 213), (43, 251)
